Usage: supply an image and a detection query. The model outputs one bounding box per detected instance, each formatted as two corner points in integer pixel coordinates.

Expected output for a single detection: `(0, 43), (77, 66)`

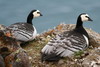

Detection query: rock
(0, 25), (31, 67)
(0, 30), (21, 57)
(82, 47), (100, 67)
(87, 29), (100, 47)
(5, 48), (31, 67)
(0, 23), (100, 67)
(0, 24), (12, 37)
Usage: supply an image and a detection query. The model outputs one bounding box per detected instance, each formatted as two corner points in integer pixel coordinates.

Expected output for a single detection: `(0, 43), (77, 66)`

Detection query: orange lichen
(5, 32), (12, 37)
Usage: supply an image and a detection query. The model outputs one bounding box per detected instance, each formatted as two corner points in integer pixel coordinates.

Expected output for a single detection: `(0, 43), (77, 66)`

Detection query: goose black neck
(75, 16), (83, 29)
(27, 13), (33, 25)
(75, 16), (89, 38)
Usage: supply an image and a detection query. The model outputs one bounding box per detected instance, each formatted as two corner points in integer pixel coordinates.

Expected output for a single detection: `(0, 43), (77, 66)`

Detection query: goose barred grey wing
(8, 23), (36, 41)
(41, 31), (89, 61)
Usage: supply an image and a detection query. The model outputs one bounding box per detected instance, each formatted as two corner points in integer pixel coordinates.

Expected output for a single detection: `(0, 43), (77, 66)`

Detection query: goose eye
(85, 16), (88, 18)
(37, 12), (40, 14)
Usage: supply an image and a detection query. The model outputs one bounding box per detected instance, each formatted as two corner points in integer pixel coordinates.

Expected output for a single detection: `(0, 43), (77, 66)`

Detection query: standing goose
(8, 10), (42, 42)
(41, 13), (93, 62)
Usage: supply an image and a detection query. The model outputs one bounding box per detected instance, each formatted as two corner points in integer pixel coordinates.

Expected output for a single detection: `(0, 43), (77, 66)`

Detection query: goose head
(80, 13), (93, 22)
(76, 13), (93, 28)
(27, 9), (42, 24)
(32, 10), (43, 18)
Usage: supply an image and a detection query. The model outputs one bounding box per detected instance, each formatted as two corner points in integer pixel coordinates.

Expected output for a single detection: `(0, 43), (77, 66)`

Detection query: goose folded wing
(42, 31), (87, 57)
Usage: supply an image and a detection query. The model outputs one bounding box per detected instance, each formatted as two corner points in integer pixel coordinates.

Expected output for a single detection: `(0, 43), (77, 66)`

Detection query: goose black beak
(88, 17), (93, 21)
(40, 13), (43, 16)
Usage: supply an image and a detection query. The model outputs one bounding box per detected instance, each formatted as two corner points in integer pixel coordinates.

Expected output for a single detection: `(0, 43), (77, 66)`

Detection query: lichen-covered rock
(0, 30), (21, 57)
(0, 24), (100, 67)
(0, 24), (12, 37)
(87, 29), (100, 47)
(82, 47), (100, 67)
(5, 48), (31, 67)
(0, 25), (31, 67)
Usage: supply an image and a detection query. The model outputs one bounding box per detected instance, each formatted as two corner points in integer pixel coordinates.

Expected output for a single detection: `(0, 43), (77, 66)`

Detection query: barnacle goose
(8, 10), (42, 42)
(41, 13), (93, 62)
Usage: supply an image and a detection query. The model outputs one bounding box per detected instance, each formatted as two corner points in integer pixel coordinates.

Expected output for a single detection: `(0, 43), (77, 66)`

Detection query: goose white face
(32, 10), (41, 18)
(81, 14), (90, 22)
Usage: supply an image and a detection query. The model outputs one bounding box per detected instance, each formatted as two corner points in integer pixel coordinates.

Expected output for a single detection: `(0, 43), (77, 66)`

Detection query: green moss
(16, 58), (21, 62)
(74, 51), (84, 58)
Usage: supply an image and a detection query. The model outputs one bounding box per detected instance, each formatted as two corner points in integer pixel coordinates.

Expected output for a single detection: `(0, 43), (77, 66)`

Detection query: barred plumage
(41, 13), (93, 62)
(8, 23), (36, 41)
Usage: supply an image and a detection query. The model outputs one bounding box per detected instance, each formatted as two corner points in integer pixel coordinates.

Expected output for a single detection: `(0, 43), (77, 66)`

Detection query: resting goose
(41, 13), (93, 62)
(8, 10), (42, 42)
